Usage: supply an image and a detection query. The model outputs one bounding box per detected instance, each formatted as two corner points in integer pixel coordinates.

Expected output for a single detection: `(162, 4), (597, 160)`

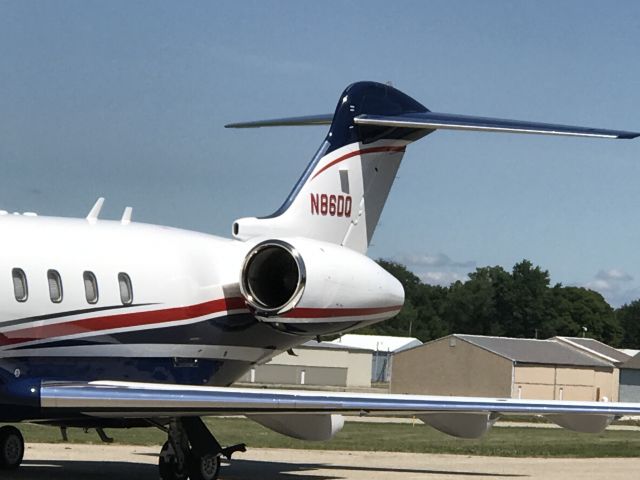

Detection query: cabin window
(118, 272), (133, 305)
(83, 271), (99, 304)
(47, 269), (63, 303)
(12, 268), (28, 302)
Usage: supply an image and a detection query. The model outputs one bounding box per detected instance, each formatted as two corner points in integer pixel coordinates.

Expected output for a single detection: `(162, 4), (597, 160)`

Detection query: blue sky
(1, 1), (639, 305)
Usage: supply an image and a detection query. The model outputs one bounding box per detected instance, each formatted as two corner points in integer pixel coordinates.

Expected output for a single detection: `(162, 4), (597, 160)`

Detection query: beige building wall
(513, 365), (618, 401)
(390, 336), (512, 397)
(391, 336), (619, 401)
(344, 351), (373, 387)
(513, 383), (555, 399)
(244, 364), (348, 386)
(268, 347), (372, 386)
(594, 368), (619, 402)
(268, 348), (350, 367)
(555, 367), (593, 385)
(514, 366), (554, 384)
(237, 347), (372, 388)
(554, 385), (593, 401)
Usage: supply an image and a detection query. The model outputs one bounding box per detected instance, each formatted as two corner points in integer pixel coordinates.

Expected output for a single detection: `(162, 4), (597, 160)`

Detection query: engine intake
(240, 240), (306, 315)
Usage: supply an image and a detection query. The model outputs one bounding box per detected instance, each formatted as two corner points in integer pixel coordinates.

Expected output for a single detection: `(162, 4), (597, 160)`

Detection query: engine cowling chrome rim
(240, 239), (306, 316)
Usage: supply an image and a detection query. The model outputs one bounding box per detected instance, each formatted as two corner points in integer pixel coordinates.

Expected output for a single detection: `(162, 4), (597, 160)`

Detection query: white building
(330, 334), (422, 382)
(236, 340), (373, 388)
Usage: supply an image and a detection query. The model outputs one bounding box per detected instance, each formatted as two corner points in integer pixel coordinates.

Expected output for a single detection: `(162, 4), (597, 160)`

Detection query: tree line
(357, 259), (640, 348)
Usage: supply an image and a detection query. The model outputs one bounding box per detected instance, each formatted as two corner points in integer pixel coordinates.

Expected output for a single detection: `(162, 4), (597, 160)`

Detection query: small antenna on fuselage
(86, 197), (105, 224)
(121, 206), (133, 225)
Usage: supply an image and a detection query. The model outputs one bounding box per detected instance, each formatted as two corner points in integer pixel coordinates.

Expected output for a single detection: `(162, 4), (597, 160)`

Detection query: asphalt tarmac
(5, 443), (640, 479)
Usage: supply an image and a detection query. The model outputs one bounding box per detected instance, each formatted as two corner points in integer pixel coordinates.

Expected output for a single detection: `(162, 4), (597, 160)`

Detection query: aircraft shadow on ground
(225, 458), (529, 479)
(3, 457), (528, 480)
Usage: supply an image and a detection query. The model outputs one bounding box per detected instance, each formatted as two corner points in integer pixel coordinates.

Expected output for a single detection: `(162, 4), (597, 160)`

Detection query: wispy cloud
(397, 253), (476, 270)
(419, 271), (470, 285)
(582, 268), (637, 307)
(393, 252), (476, 286)
(595, 269), (633, 282)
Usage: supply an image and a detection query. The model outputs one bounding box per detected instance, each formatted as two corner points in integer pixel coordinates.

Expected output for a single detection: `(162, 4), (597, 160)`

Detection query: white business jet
(0, 81), (638, 480)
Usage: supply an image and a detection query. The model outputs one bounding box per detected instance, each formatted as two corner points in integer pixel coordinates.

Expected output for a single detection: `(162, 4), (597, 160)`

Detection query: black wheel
(0, 426), (24, 470)
(188, 451), (221, 480)
(158, 441), (188, 480)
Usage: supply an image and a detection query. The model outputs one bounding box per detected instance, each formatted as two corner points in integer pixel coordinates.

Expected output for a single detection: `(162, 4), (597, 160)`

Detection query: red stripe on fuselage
(285, 305), (401, 319)
(310, 146), (406, 180)
(0, 300), (402, 348)
(0, 297), (248, 346)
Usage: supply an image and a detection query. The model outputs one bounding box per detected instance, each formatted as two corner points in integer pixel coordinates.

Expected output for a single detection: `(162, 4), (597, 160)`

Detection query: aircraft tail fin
(227, 81), (638, 253)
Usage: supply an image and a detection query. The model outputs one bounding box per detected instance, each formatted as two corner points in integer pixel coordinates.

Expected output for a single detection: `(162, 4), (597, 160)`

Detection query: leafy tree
(365, 258), (630, 347)
(442, 266), (510, 336)
(412, 281), (449, 340)
(617, 300), (640, 348)
(505, 260), (551, 338)
(543, 286), (621, 345)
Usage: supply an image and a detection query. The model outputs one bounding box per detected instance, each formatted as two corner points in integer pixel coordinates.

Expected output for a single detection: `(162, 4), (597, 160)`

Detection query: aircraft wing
(36, 380), (640, 438)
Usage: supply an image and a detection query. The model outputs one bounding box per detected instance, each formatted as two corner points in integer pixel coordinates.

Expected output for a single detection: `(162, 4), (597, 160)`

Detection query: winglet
(86, 197), (104, 224)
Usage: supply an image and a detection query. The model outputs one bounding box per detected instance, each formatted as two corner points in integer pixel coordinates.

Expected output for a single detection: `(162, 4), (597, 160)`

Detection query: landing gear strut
(158, 418), (246, 480)
(0, 425), (24, 470)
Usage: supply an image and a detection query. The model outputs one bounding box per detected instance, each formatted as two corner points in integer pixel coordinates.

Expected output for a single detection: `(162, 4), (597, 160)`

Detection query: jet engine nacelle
(239, 237), (404, 333)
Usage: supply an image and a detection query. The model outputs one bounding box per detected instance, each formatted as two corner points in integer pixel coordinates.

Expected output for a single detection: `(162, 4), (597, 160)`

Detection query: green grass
(6, 418), (640, 457)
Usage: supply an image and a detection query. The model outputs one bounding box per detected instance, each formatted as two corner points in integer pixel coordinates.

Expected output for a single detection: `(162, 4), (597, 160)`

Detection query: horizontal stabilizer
(226, 110), (639, 139)
(354, 112), (640, 139)
(225, 114), (333, 129)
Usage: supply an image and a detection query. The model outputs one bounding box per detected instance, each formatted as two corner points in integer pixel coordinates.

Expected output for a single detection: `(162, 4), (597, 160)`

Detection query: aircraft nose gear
(158, 417), (246, 480)
(0, 426), (25, 470)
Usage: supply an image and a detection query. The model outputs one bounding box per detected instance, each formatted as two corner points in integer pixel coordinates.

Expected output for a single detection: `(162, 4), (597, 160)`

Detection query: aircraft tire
(158, 441), (188, 480)
(188, 451), (221, 480)
(0, 426), (24, 470)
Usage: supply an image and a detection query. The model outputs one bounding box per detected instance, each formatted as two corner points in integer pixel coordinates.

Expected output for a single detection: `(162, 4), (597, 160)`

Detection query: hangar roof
(553, 336), (631, 365)
(454, 334), (614, 368)
(300, 340), (373, 353)
(330, 334), (422, 353)
(620, 348), (640, 357)
(620, 352), (640, 370)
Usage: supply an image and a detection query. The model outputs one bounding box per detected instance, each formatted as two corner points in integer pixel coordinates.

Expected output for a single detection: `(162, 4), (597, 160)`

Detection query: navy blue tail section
(324, 81), (432, 155)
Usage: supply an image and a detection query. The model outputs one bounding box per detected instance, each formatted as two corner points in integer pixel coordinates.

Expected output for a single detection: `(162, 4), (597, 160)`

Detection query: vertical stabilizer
(232, 82), (431, 253)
